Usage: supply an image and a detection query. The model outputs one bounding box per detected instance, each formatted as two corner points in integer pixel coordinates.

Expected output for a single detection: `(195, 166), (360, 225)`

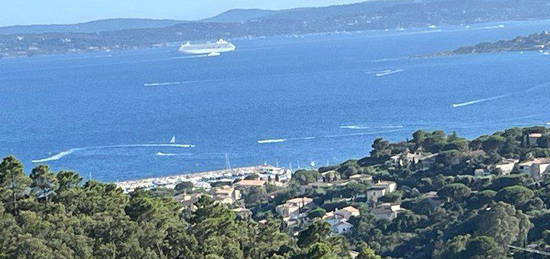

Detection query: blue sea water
(1, 20), (550, 182)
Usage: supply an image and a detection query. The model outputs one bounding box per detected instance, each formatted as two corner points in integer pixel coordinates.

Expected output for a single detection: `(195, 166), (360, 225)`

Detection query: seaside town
(3, 127), (550, 257)
(114, 129), (550, 241)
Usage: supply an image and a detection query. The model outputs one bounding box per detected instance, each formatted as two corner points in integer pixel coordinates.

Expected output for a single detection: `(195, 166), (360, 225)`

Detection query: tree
(495, 185), (534, 206)
(308, 208), (327, 219)
(490, 174), (524, 190)
(306, 242), (337, 259)
(56, 170), (82, 192)
(341, 182), (369, 201)
(0, 156), (31, 215)
(357, 245), (381, 259)
(462, 236), (504, 259)
(297, 221), (332, 248)
(292, 170), (321, 185)
(482, 135), (506, 151)
(29, 165), (58, 202)
(475, 202), (532, 249)
(438, 183), (471, 201)
(370, 138), (391, 158)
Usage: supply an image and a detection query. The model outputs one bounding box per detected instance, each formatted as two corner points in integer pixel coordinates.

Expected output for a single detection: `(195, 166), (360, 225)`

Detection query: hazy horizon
(0, 0), (367, 27)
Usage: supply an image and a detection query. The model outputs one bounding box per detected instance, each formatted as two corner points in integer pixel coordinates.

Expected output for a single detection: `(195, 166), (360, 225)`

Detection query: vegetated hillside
(0, 18), (186, 35)
(1, 126), (550, 258)
(438, 31), (550, 56)
(202, 9), (278, 23)
(2, 0), (550, 58)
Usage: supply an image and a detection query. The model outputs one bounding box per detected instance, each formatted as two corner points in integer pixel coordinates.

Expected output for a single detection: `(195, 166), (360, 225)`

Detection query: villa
(518, 158), (550, 179)
(372, 203), (403, 221)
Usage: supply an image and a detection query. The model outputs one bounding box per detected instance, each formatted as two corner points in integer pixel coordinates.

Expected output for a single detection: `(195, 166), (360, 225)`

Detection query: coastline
(115, 165), (291, 192)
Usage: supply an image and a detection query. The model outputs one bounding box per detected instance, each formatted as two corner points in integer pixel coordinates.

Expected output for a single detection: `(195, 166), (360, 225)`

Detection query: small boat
(170, 136), (176, 144)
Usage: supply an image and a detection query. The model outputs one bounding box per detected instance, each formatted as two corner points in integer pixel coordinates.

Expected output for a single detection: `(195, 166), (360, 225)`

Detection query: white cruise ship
(178, 39), (236, 55)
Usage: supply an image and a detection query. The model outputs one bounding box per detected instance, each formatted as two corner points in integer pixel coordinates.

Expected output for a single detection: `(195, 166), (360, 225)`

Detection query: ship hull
(178, 46), (235, 54)
(178, 40), (236, 55)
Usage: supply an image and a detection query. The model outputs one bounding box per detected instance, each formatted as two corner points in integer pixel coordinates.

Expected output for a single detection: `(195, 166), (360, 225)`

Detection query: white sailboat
(170, 136), (176, 144)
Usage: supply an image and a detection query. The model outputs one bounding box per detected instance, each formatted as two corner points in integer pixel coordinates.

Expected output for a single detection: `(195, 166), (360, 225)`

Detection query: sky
(1, 0), (367, 27)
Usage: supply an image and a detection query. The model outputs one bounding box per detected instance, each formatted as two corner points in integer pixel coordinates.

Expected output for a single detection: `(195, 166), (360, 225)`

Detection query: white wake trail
(452, 82), (550, 108)
(32, 143), (195, 163)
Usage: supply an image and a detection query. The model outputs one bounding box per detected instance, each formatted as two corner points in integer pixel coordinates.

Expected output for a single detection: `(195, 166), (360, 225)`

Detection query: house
(528, 133), (543, 147)
(518, 158), (550, 179)
(349, 174), (373, 183)
(376, 181), (397, 193)
(174, 192), (204, 211)
(494, 158), (519, 175)
(235, 179), (266, 188)
(231, 208), (252, 220)
(212, 186), (241, 204)
(324, 206), (360, 234)
(386, 150), (438, 170)
(366, 186), (386, 202)
(335, 206), (361, 219)
(257, 167), (293, 184)
(332, 221), (354, 234)
(372, 203), (403, 221)
(285, 197), (314, 208)
(275, 197), (314, 222)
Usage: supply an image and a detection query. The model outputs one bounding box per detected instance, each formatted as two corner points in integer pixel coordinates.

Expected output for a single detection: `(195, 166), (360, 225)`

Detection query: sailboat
(170, 136), (176, 144)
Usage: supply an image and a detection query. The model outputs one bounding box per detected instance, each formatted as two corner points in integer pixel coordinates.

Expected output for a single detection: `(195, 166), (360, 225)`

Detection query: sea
(1, 20), (550, 182)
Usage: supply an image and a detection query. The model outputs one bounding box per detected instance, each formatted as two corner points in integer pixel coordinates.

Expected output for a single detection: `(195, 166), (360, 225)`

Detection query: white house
(324, 206), (360, 234)
(518, 158), (550, 179)
(335, 206), (361, 220)
(212, 186), (241, 204)
(494, 158), (519, 175)
(372, 203), (402, 221)
(367, 180), (398, 202)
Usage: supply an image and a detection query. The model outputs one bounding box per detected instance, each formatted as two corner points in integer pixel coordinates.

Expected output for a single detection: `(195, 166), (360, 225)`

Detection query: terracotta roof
(236, 179), (266, 186)
(286, 197), (313, 204)
(519, 157), (550, 166)
(340, 206), (360, 214)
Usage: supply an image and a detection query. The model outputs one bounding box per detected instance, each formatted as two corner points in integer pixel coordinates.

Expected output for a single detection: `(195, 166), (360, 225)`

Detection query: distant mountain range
(437, 31), (550, 56)
(2, 0), (550, 58)
(202, 9), (278, 23)
(0, 18), (186, 35)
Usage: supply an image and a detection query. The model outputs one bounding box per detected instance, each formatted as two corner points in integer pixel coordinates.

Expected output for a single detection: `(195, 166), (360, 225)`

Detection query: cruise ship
(178, 39), (236, 55)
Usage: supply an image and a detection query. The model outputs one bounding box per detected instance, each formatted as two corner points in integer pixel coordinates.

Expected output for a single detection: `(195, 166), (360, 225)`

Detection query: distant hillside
(3, 0), (550, 58)
(438, 31), (550, 56)
(0, 18), (186, 34)
(203, 9), (278, 23)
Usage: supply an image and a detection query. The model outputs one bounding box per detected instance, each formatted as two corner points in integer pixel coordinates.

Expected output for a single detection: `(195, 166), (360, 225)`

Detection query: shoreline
(115, 164), (290, 192)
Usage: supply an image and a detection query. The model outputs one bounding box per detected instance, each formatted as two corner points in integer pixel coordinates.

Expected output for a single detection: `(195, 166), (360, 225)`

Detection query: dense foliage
(2, 126), (550, 258)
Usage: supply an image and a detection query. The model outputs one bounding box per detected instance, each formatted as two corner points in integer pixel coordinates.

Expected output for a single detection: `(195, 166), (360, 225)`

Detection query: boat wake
(452, 95), (509, 108)
(452, 82), (550, 108)
(340, 125), (370, 129)
(144, 79), (220, 87)
(156, 152), (192, 157)
(257, 129), (403, 144)
(32, 143), (195, 163)
(257, 139), (287, 144)
(375, 69), (404, 77)
(366, 69), (404, 77)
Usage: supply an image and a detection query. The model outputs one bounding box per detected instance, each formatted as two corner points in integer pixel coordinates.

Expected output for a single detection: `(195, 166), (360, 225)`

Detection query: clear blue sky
(2, 0), (367, 26)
